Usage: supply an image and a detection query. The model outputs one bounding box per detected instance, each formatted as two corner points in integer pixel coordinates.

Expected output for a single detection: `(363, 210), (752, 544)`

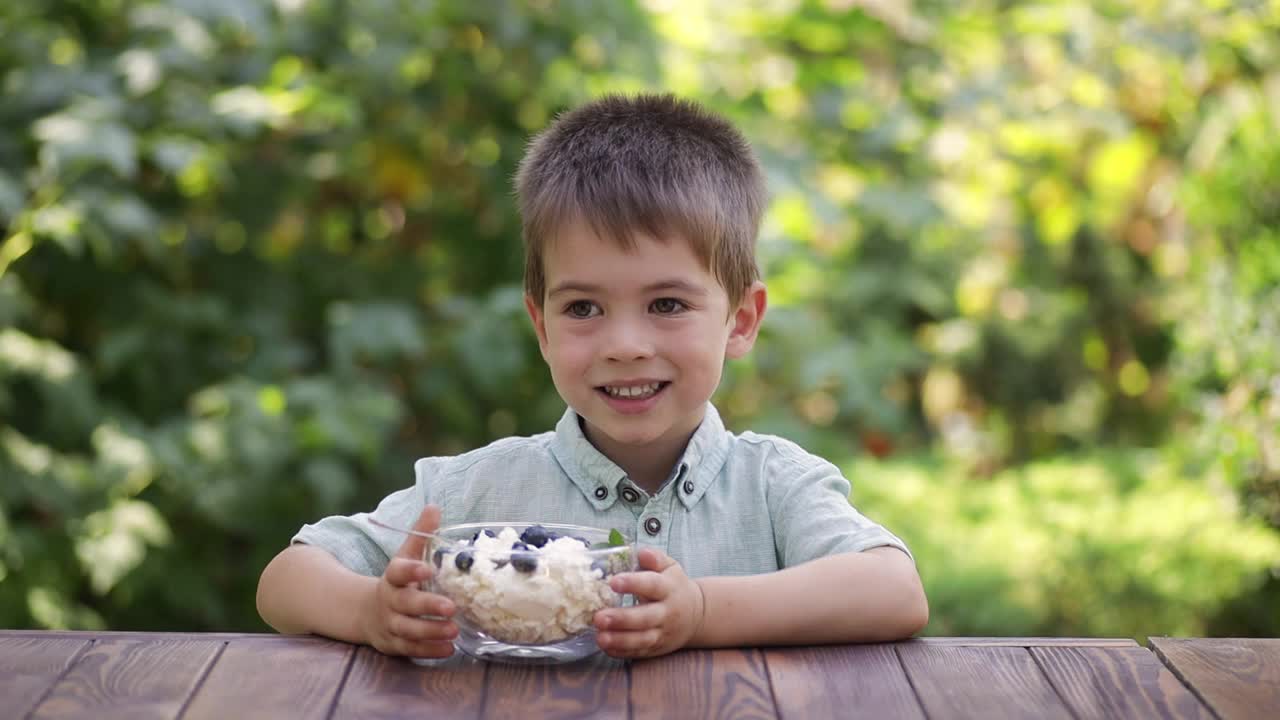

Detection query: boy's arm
(689, 546), (927, 647)
(595, 545), (925, 657)
(256, 544), (377, 643)
(257, 506), (458, 657)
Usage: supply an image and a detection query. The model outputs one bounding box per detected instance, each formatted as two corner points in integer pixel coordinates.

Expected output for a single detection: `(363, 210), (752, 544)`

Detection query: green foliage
(0, 0), (657, 631)
(854, 452), (1280, 639)
(1174, 110), (1280, 527)
(1, 0), (1277, 638)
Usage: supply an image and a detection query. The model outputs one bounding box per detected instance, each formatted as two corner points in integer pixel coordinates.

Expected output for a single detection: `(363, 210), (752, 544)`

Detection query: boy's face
(525, 219), (766, 462)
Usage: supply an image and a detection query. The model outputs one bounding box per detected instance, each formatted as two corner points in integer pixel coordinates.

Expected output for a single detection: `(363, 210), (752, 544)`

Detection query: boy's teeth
(604, 383), (662, 399)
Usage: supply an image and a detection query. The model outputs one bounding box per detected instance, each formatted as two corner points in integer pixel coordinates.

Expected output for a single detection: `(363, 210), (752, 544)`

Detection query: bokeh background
(2, 0), (1278, 640)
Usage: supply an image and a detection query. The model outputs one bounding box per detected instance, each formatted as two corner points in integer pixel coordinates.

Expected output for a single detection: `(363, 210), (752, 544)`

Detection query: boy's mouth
(597, 382), (669, 401)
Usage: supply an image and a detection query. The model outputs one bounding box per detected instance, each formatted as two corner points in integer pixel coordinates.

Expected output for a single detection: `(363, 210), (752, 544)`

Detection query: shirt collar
(550, 402), (731, 510)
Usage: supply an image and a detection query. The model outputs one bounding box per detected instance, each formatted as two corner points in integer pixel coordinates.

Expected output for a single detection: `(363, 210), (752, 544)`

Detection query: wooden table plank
(1150, 638), (1280, 720)
(913, 637), (1139, 648)
(331, 648), (487, 719)
(765, 644), (924, 720)
(630, 649), (776, 720)
(0, 630), (314, 641)
(1031, 645), (1213, 720)
(27, 637), (223, 720)
(482, 653), (629, 720)
(181, 636), (355, 720)
(897, 643), (1074, 719)
(0, 635), (92, 718)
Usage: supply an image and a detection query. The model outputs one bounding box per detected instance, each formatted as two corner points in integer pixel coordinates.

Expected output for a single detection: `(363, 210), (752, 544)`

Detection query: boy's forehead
(546, 221), (692, 266)
(543, 219), (725, 294)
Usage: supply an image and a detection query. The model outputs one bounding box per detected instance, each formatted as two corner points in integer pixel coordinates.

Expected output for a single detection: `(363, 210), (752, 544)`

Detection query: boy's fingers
(609, 570), (668, 600)
(385, 558), (431, 587)
(391, 587), (455, 618)
(595, 604), (664, 632)
(388, 614), (459, 643)
(394, 639), (456, 659)
(636, 548), (677, 573)
(597, 628), (662, 657)
(394, 505), (442, 561)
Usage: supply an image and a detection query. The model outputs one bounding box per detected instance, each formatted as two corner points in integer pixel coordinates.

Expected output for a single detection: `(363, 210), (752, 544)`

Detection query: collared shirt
(292, 403), (910, 578)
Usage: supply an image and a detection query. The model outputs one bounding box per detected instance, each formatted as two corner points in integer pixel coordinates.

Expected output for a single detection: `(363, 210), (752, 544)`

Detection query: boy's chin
(581, 415), (671, 447)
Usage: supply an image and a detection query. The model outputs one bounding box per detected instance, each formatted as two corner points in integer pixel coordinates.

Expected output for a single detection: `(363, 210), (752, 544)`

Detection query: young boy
(256, 94), (928, 659)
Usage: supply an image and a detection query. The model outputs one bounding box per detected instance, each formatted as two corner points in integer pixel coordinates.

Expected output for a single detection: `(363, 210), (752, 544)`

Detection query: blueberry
(432, 548), (448, 568)
(591, 558), (609, 577)
(511, 541), (531, 552)
(455, 551), (474, 573)
(470, 529), (497, 543)
(510, 553), (538, 573)
(520, 525), (551, 548)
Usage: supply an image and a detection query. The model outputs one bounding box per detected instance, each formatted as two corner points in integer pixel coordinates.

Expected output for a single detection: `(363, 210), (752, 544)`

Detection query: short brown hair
(515, 94), (766, 306)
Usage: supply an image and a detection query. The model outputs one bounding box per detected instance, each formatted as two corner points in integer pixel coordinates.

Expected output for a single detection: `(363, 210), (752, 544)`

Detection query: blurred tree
(1, 0), (1276, 637)
(0, 0), (658, 630)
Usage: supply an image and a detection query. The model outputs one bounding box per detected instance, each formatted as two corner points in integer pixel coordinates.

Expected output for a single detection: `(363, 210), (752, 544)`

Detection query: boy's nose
(602, 319), (654, 361)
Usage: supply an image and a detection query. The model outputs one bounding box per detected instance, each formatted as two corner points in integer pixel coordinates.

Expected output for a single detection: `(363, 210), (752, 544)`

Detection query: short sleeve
(765, 443), (912, 568)
(291, 458), (445, 576)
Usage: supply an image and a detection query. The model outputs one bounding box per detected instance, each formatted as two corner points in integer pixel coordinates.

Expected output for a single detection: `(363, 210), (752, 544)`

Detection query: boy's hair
(515, 94), (767, 306)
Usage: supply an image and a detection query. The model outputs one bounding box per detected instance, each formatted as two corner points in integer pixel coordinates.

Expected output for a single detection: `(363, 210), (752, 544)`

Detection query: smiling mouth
(598, 382), (669, 400)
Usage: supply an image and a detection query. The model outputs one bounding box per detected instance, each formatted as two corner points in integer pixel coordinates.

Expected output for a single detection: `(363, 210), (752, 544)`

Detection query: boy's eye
(565, 300), (600, 318)
(650, 298), (687, 315)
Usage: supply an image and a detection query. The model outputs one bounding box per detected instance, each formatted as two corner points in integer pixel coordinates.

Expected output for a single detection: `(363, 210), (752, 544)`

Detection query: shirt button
(644, 517), (662, 536)
(594, 487), (608, 500)
(682, 480), (695, 495)
(621, 488), (640, 503)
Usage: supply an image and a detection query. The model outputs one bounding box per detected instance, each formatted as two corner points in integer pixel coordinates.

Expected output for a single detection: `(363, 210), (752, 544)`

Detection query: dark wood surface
(1149, 637), (1280, 720)
(2, 631), (1272, 719)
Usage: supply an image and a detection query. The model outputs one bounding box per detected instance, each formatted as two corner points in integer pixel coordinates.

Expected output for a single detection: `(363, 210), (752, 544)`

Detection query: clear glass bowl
(421, 522), (636, 664)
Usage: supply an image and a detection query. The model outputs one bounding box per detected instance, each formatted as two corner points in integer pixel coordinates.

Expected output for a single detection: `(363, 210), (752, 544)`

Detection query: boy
(257, 94), (928, 659)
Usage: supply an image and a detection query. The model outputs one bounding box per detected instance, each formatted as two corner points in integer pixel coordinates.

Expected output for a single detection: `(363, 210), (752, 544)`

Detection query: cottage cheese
(432, 527), (622, 645)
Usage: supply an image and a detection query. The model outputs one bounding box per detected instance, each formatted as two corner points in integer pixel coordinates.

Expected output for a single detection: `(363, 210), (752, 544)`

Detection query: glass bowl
(422, 522), (636, 664)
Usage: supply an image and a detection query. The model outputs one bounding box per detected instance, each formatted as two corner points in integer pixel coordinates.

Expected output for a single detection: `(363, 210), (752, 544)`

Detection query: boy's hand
(359, 504), (458, 658)
(592, 548), (705, 658)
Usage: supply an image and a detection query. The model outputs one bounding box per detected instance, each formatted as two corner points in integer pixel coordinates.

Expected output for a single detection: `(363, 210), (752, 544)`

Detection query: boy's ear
(524, 293), (551, 357)
(726, 281), (767, 359)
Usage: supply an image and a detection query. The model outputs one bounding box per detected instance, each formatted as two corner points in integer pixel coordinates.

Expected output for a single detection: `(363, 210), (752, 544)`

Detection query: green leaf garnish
(591, 529), (628, 550)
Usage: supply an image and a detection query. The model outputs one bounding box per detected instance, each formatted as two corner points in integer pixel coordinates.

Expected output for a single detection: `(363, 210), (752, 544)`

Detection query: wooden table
(2, 631), (1276, 719)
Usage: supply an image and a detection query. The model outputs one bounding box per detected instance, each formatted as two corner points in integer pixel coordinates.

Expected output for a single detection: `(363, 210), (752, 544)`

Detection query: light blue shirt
(293, 403), (910, 578)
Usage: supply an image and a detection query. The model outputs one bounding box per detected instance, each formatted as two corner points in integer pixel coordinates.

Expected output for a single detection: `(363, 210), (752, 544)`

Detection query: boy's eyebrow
(547, 280), (709, 298)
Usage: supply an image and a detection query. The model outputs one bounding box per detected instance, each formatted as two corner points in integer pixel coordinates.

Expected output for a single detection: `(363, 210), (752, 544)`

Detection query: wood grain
(897, 643), (1074, 719)
(180, 636), (355, 720)
(27, 637), (222, 720)
(1031, 645), (1213, 719)
(630, 649), (776, 720)
(915, 637), (1140, 647)
(0, 635), (91, 718)
(1150, 637), (1280, 720)
(482, 653), (628, 720)
(765, 644), (924, 720)
(331, 647), (487, 719)
(0, 630), (315, 641)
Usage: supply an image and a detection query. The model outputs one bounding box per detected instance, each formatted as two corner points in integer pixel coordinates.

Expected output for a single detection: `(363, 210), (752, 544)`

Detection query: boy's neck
(612, 444), (685, 495)
(582, 422), (699, 495)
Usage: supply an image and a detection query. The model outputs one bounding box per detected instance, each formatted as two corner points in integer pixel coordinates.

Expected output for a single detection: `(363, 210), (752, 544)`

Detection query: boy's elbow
(256, 547), (294, 632)
(882, 552), (929, 639)
(900, 586), (929, 637)
(891, 562), (929, 638)
(256, 558), (277, 629)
